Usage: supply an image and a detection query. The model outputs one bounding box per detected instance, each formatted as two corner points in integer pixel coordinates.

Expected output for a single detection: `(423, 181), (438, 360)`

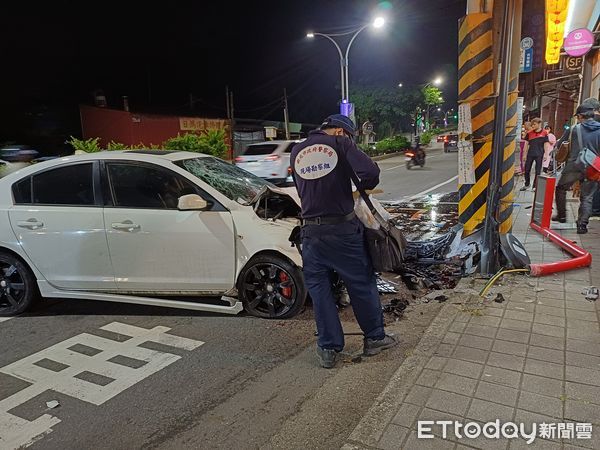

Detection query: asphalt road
(0, 140), (458, 450)
(376, 140), (459, 201)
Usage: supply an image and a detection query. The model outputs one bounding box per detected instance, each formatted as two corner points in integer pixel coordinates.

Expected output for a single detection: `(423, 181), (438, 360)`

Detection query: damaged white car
(0, 151), (306, 319)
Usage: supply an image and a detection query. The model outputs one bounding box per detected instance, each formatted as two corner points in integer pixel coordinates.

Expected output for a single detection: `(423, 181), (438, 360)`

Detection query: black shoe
(577, 224), (588, 234)
(552, 215), (566, 223)
(520, 185), (530, 191)
(316, 347), (338, 369)
(363, 334), (398, 357)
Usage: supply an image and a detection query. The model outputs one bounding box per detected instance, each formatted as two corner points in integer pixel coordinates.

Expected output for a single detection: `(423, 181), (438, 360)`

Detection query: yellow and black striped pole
(457, 12), (495, 236)
(498, 76), (519, 234)
(498, 0), (523, 235)
(479, 0), (523, 275)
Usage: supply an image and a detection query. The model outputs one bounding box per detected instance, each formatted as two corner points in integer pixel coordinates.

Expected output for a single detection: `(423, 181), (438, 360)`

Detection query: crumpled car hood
(249, 185), (301, 208)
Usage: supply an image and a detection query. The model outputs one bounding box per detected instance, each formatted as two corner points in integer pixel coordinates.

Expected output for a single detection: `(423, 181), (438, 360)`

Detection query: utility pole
(147, 69), (152, 105)
(480, 0), (517, 276)
(283, 88), (291, 140)
(229, 90), (235, 160)
(225, 86), (231, 119)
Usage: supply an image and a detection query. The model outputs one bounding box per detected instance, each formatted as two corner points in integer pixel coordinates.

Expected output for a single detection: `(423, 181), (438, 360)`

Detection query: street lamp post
(443, 108), (454, 127)
(306, 32), (345, 103)
(307, 17), (384, 117)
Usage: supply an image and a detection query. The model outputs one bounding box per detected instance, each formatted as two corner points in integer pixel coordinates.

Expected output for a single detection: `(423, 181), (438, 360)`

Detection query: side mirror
(178, 194), (208, 211)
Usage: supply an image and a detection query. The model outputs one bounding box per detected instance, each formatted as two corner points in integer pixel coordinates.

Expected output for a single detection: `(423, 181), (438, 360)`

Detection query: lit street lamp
(306, 17), (385, 118)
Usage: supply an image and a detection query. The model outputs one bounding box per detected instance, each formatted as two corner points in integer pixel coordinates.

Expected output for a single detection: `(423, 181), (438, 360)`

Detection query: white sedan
(0, 150), (306, 319)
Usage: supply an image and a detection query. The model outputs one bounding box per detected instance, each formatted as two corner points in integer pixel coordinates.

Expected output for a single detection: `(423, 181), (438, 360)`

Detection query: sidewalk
(344, 184), (600, 450)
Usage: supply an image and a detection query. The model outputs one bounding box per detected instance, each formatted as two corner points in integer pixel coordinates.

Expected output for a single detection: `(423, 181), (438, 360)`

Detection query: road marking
(384, 164), (405, 171)
(409, 175), (459, 199)
(383, 154), (441, 171)
(0, 322), (204, 449)
(0, 318), (12, 323)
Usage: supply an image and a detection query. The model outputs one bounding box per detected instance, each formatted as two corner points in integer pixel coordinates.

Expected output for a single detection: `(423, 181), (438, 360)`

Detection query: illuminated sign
(545, 0), (570, 64)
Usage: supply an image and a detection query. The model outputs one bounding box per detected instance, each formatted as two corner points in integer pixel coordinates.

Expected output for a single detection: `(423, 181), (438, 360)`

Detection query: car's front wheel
(238, 254), (306, 319)
(0, 252), (37, 316)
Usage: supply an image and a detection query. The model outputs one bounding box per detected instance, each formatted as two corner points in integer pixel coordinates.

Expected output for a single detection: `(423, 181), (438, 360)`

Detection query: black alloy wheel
(239, 254), (306, 319)
(0, 252), (36, 316)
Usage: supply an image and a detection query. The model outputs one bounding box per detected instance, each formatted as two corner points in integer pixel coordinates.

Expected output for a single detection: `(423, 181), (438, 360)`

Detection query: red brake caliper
(279, 272), (292, 298)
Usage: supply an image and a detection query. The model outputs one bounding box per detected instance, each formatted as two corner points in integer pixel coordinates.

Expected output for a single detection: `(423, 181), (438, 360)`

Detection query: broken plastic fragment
(494, 293), (505, 303)
(582, 287), (599, 301)
(46, 400), (60, 409)
(376, 276), (398, 294)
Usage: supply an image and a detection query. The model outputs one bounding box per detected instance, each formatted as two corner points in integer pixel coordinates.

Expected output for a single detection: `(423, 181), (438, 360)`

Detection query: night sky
(2, 0), (465, 150)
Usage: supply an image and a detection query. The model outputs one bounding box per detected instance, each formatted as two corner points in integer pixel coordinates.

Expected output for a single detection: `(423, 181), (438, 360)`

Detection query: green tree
(67, 136), (101, 153)
(350, 85), (424, 138)
(422, 85), (444, 107)
(199, 129), (228, 159)
(163, 130), (227, 158)
(106, 141), (128, 150)
(422, 86), (444, 130)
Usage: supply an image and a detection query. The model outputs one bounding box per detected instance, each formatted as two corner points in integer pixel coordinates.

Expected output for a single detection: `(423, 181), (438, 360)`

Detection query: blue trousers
(301, 222), (385, 351)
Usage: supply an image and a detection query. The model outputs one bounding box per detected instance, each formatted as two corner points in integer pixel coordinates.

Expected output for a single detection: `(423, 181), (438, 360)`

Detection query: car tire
(0, 252), (37, 317)
(238, 254), (306, 319)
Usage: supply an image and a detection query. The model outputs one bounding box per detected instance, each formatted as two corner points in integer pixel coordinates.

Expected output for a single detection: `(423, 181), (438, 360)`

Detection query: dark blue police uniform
(291, 129), (385, 351)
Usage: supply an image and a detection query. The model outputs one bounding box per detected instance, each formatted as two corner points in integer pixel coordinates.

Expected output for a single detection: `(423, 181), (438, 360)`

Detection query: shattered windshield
(176, 157), (272, 204)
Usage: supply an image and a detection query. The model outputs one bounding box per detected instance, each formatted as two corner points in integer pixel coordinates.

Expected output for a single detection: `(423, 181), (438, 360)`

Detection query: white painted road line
(384, 164), (405, 171)
(0, 322), (204, 449)
(409, 175), (459, 200)
(0, 318), (12, 323)
(383, 154), (440, 171)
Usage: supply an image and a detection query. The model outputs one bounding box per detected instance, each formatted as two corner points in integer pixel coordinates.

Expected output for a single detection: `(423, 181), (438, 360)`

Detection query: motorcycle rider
(414, 139), (426, 165)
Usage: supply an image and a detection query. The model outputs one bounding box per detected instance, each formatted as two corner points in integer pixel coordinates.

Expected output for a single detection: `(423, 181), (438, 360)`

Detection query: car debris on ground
(582, 286), (599, 301)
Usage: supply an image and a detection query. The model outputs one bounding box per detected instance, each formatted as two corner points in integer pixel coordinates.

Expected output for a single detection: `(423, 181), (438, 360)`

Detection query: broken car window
(176, 157), (272, 204)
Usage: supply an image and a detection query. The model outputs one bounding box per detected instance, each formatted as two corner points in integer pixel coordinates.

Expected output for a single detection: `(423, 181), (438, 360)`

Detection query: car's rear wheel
(0, 252), (36, 316)
(238, 254), (306, 319)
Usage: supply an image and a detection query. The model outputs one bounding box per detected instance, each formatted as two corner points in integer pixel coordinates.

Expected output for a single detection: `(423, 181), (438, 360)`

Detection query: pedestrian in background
(290, 114), (397, 369)
(521, 118), (548, 191)
(518, 121), (532, 175)
(543, 125), (556, 173)
(553, 98), (600, 234)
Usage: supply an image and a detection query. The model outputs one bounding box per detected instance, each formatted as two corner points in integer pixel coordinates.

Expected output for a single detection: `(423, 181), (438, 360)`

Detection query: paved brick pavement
(344, 184), (600, 450)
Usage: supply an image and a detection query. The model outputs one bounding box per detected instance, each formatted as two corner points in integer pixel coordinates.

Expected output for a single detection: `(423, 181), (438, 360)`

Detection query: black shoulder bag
(341, 144), (407, 272)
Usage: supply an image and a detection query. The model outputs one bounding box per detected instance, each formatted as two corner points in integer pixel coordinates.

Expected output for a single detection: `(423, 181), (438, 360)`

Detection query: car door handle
(111, 221), (141, 232)
(17, 219), (44, 230)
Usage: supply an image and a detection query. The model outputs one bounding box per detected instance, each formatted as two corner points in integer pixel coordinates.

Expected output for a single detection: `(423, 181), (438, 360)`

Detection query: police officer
(291, 114), (397, 369)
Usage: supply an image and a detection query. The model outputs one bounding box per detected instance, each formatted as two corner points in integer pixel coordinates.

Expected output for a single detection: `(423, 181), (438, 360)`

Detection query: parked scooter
(405, 143), (426, 169)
